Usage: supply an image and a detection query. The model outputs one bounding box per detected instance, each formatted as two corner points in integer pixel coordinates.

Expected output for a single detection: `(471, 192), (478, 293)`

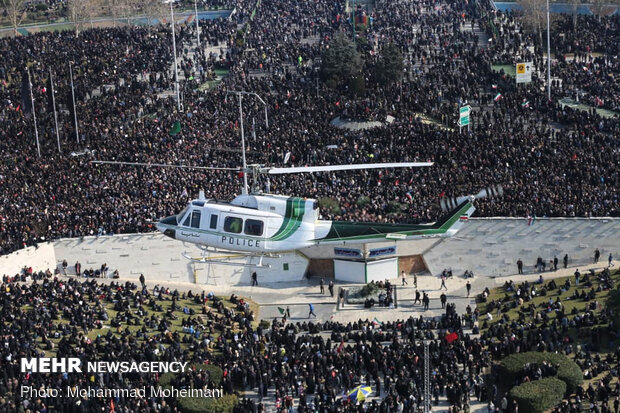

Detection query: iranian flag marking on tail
(459, 216), (469, 221)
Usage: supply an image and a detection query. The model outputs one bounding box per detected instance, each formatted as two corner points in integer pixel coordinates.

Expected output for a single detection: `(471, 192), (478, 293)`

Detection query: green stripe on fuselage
(270, 197), (306, 241)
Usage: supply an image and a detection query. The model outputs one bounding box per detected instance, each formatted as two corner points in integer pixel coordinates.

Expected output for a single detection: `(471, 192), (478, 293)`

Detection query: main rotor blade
(91, 161), (240, 171)
(262, 162), (434, 175)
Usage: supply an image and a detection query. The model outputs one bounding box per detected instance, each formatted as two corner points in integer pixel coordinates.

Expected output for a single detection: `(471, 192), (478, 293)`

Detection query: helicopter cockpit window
(244, 219), (264, 236)
(182, 214), (191, 227)
(190, 210), (201, 228)
(176, 206), (189, 224)
(224, 217), (243, 234)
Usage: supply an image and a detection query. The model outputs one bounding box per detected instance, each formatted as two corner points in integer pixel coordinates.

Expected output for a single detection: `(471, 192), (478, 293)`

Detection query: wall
(0, 243), (57, 277)
(399, 255), (427, 274)
(306, 259), (335, 278)
(366, 258), (398, 283)
(423, 218), (620, 277)
(334, 260), (366, 283)
(54, 233), (308, 285)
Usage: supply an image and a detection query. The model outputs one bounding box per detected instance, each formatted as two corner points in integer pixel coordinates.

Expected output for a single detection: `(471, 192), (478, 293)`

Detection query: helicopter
(93, 159), (502, 267)
(92, 90), (502, 267)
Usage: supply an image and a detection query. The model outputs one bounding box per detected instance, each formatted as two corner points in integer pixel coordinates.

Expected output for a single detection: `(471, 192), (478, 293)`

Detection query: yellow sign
(517, 64), (526, 74)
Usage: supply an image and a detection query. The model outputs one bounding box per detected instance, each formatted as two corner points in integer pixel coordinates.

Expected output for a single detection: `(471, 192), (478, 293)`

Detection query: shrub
(356, 196), (370, 207)
(387, 201), (405, 213)
(509, 378), (566, 413)
(159, 363), (223, 388)
(359, 282), (379, 297)
(177, 393), (238, 413)
(318, 197), (341, 215)
(195, 363), (223, 387)
(500, 352), (583, 393)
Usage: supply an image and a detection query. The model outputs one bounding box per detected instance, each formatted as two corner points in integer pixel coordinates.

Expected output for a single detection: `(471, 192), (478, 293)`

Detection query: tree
(68, 0), (102, 35)
(320, 33), (362, 93)
(568, 0), (579, 29)
(1, 0), (26, 36)
(589, 0), (616, 20)
(141, 0), (168, 28)
(517, 0), (547, 49)
(374, 43), (404, 87)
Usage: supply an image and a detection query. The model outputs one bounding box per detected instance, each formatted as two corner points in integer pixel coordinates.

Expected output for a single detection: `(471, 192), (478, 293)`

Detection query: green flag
(169, 120), (181, 136)
(277, 307), (286, 315)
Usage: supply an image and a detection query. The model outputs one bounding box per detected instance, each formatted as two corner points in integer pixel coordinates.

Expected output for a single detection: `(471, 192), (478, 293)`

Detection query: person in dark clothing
(466, 281), (471, 297)
(564, 254), (569, 269)
(328, 281), (334, 297)
(423, 292), (430, 311)
(139, 273), (145, 289)
(517, 259), (523, 274)
(252, 272), (258, 286)
(440, 293), (447, 309)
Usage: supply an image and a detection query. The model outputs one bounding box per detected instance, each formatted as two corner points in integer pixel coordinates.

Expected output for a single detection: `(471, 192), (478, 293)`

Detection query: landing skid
(182, 252), (272, 268)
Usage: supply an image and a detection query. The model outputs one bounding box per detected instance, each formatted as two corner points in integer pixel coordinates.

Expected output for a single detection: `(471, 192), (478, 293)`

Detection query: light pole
(546, 0), (551, 100)
(423, 340), (431, 413)
(167, 0), (181, 111)
(68, 62), (80, 144)
(49, 68), (61, 153)
(226, 91), (269, 194)
(27, 68), (41, 158)
(194, 0), (200, 46)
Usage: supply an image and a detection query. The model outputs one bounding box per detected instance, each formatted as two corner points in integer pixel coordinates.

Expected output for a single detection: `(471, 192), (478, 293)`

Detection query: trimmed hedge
(159, 363), (223, 388)
(509, 378), (566, 413)
(500, 352), (583, 393)
(177, 393), (238, 413)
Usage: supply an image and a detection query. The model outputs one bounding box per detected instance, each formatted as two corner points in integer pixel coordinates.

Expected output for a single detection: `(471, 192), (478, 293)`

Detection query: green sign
(459, 105), (471, 128)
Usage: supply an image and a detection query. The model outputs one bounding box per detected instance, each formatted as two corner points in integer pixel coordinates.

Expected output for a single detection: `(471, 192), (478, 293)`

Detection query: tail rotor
(440, 185), (503, 212)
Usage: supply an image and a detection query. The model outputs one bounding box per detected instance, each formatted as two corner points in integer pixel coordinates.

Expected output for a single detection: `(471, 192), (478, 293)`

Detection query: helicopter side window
(224, 217), (243, 234)
(244, 219), (264, 236)
(210, 214), (218, 230)
(190, 211), (201, 228)
(182, 214), (191, 227)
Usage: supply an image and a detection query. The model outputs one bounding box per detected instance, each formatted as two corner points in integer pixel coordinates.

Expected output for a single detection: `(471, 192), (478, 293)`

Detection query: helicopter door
(189, 210), (201, 228)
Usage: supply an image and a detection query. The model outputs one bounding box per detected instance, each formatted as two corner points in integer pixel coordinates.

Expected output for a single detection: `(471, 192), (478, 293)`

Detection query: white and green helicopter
(93, 159), (502, 267)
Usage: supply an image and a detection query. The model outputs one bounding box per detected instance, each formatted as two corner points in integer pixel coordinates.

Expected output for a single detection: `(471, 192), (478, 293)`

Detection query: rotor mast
(226, 90), (269, 195)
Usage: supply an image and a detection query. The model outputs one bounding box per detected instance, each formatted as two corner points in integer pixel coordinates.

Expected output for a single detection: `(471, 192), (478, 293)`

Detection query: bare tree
(85, 0), (105, 29)
(119, 0), (141, 26)
(517, 0), (547, 49)
(589, 0), (614, 20)
(105, 0), (121, 26)
(1, 0), (26, 36)
(141, 0), (168, 27)
(568, 0), (580, 29)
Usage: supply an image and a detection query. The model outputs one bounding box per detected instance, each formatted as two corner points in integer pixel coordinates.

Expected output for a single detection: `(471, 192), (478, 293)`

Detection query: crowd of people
(0, 261), (618, 412)
(0, 0), (618, 257)
(0, 4), (619, 411)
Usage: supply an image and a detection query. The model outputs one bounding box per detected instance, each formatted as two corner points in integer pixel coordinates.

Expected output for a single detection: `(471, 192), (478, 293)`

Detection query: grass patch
(558, 98), (619, 119)
(413, 112), (455, 131)
(21, 290), (257, 358)
(491, 64), (516, 78)
(478, 271), (616, 337)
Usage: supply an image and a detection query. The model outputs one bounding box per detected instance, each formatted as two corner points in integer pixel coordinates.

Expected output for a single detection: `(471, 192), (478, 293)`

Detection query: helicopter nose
(157, 215), (177, 239)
